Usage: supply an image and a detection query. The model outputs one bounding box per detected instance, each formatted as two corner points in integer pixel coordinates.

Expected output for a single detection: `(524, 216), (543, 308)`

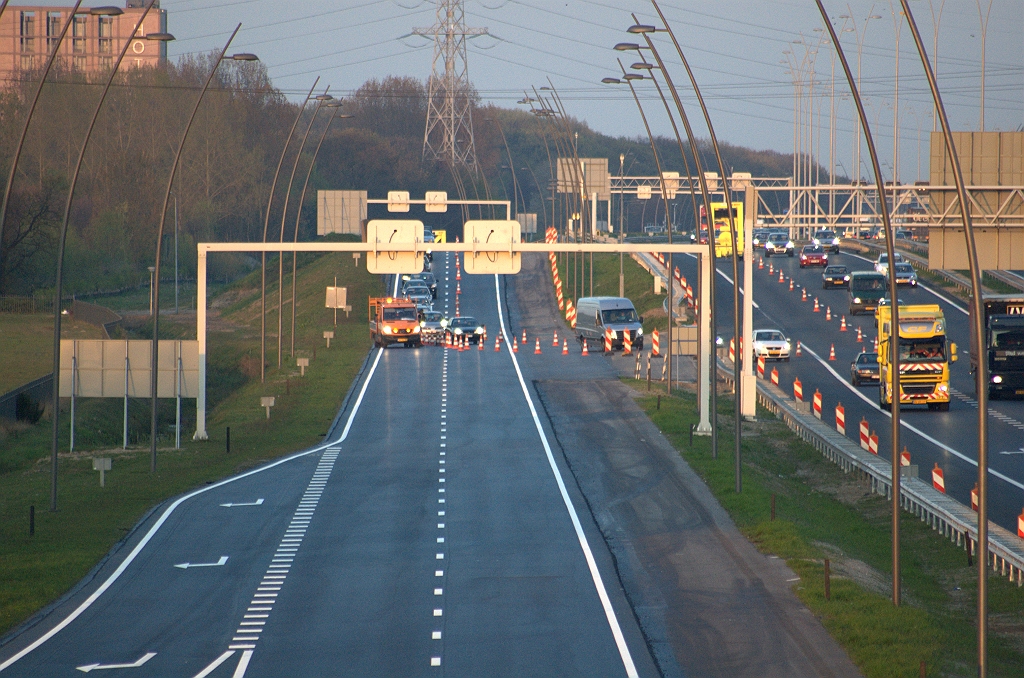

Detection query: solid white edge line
(799, 344), (1024, 493)
(0, 278), (396, 673)
(191, 650), (236, 678)
(492, 274), (639, 678)
(844, 251), (968, 315)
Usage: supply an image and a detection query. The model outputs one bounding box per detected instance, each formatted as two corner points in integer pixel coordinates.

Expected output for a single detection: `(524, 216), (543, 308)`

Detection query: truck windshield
(992, 328), (1024, 349)
(899, 338), (945, 362)
(383, 307), (417, 321)
(602, 309), (639, 324)
(851, 277), (886, 291)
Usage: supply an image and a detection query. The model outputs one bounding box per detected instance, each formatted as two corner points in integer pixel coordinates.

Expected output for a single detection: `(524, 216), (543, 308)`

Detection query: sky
(34, 0), (1024, 183)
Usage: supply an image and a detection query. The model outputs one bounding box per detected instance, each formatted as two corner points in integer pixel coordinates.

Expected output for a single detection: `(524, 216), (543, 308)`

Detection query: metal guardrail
(751, 371), (1024, 586)
(849, 240), (1024, 295)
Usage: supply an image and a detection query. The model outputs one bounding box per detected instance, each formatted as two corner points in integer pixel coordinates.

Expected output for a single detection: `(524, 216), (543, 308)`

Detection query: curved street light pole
(896, 1), (988, 671)
(49, 0), (167, 511)
(277, 90), (332, 368)
(260, 78), (320, 383)
(814, 0), (903, 607)
(289, 106), (351, 357)
(635, 8), (743, 488)
(151, 25), (254, 469)
(0, 0), (86, 289)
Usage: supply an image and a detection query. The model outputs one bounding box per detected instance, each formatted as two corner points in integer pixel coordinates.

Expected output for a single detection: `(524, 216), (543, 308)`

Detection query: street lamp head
(631, 62), (654, 70)
(337, 114), (354, 118)
(623, 73), (644, 81)
(627, 24), (657, 34)
(229, 53), (259, 61)
(601, 77), (622, 84)
(324, 102), (342, 107)
(315, 94), (334, 101)
(613, 42), (641, 52)
(90, 7), (123, 16)
(539, 86), (552, 90)
(146, 32), (175, 42)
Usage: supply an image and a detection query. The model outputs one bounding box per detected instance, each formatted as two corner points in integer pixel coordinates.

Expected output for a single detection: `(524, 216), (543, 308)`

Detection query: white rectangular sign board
(365, 219), (425, 274)
(463, 220), (522, 275)
(60, 340), (199, 398)
(325, 286), (348, 309)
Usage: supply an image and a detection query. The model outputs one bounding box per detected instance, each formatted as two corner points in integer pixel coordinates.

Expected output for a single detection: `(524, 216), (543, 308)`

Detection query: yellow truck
(876, 303), (957, 411)
(709, 201), (744, 258)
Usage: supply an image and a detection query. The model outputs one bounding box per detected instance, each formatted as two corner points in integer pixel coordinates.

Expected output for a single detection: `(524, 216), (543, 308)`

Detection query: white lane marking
(0, 279), (396, 673)
(231, 650), (253, 678)
(799, 344), (1024, 493)
(684, 253), (760, 309)
(190, 650), (235, 678)
(75, 652), (157, 672)
(219, 499), (264, 508)
(1001, 448), (1024, 456)
(173, 556), (228, 570)
(492, 275), (639, 678)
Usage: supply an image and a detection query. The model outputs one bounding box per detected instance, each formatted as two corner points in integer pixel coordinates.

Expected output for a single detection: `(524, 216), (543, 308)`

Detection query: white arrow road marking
(190, 650), (235, 678)
(76, 652), (156, 672)
(219, 499), (264, 507)
(1000, 448), (1024, 456)
(174, 556), (228, 570)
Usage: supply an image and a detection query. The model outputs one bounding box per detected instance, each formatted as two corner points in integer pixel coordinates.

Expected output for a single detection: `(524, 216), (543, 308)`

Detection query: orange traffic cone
(769, 263), (774, 275)
(553, 331), (559, 347)
(856, 326), (863, 343)
(534, 338), (542, 354)
(582, 340), (589, 356)
(789, 279), (794, 291)
(802, 288), (807, 302)
(562, 339), (569, 355)
(778, 270), (785, 283)
(456, 269), (461, 281)
(478, 334), (484, 350)
(513, 337), (519, 353)
(758, 257), (763, 269)
(813, 298), (820, 312)
(795, 341), (802, 357)
(522, 329), (527, 345)
(873, 336), (879, 353)
(829, 343), (836, 360)
(826, 306), (832, 321)
(840, 316), (848, 332)
(456, 282), (461, 295)
(494, 336), (500, 352)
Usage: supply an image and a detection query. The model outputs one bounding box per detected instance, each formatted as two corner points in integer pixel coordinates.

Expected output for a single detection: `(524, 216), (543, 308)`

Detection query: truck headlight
(383, 326), (393, 334)
(992, 375), (1004, 384)
(454, 328), (463, 335)
(412, 325), (421, 333)
(475, 327), (484, 334)
(937, 383), (948, 392)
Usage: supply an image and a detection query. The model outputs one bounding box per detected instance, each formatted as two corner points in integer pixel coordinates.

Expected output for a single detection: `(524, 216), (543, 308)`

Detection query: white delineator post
(695, 252), (713, 434)
(195, 246), (208, 440)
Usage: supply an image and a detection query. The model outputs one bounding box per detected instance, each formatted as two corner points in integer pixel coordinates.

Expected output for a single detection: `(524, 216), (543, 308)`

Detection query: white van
(574, 296), (644, 350)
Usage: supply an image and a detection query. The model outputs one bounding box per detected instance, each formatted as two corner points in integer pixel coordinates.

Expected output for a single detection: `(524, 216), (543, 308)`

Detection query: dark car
(445, 316), (486, 345)
(764, 232), (794, 257)
(403, 272), (437, 298)
(799, 244), (829, 268)
(851, 351), (880, 386)
(848, 271), (888, 316)
(822, 265), (851, 289)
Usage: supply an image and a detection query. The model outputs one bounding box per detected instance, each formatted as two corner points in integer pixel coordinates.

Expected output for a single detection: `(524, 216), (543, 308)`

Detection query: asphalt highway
(672, 246), (1024, 534)
(0, 249), (864, 678)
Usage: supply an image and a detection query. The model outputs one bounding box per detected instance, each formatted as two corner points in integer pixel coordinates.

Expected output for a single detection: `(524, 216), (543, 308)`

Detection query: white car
(752, 329), (792, 362)
(874, 252), (905, 276)
(812, 229), (841, 253)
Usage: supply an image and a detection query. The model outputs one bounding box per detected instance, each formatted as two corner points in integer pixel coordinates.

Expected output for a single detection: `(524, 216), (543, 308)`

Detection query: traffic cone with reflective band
(901, 447), (911, 467)
(651, 329), (660, 357)
(873, 336), (879, 353)
(553, 331), (559, 347)
(758, 257), (763, 269)
(835, 403), (846, 435)
(801, 288), (807, 302)
(793, 377), (803, 402)
(478, 335), (484, 350)
(840, 316), (848, 332)
(932, 463), (945, 493)
(522, 329), (527, 345)
(859, 418), (870, 450)
(456, 269), (461, 281)
(789, 278), (795, 292)
(971, 483), (979, 511)
(562, 339), (569, 355)
(623, 331), (632, 355)
(829, 344), (836, 361)
(813, 298), (820, 312)
(770, 367), (779, 386)
(604, 328), (613, 353)
(456, 282), (461, 295)
(512, 337), (519, 353)
(769, 263), (774, 275)
(856, 326), (863, 343)
(494, 336), (501, 352)
(869, 432), (879, 455)
(795, 341), (802, 357)
(779, 270), (785, 283)
(534, 338), (542, 355)
(826, 306), (832, 321)
(812, 390), (822, 419)
(582, 339), (589, 356)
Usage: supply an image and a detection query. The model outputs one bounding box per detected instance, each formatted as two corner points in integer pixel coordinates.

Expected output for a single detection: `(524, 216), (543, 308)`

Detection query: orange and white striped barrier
(651, 329), (660, 357)
(813, 298), (820, 312)
(566, 301), (577, 329)
(856, 326), (863, 343)
(900, 447), (911, 467)
(835, 403), (845, 435)
(801, 288), (807, 302)
(553, 331), (559, 347)
(757, 353), (766, 378)
(512, 337), (519, 353)
(868, 432), (879, 455)
(582, 339), (589, 356)
(534, 338), (542, 355)
(1017, 510), (1024, 538)
(971, 483), (979, 511)
(623, 331), (632, 355)
(859, 418), (870, 450)
(793, 377), (803, 402)
(828, 344), (836, 361)
(825, 306), (832, 322)
(770, 367), (779, 386)
(604, 328), (613, 353)
(932, 463), (945, 493)
(729, 338), (735, 364)
(840, 316), (848, 332)
(812, 389), (822, 419)
(674, 266), (681, 281)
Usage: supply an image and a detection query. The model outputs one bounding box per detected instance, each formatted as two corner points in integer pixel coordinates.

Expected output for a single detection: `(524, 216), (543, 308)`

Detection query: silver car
(874, 252), (905, 276)
(893, 262), (918, 286)
(752, 329), (792, 362)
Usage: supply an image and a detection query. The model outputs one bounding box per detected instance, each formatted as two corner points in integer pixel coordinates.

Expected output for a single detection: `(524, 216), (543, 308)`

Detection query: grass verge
(628, 381), (1024, 677)
(0, 251), (381, 637)
(0, 316), (105, 394)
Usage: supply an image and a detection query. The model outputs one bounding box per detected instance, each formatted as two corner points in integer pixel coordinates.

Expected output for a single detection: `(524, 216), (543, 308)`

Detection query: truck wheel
(936, 402), (950, 412)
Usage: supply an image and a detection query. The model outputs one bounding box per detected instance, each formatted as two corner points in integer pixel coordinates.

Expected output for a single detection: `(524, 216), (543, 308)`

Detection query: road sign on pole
(425, 191), (448, 213)
(365, 220), (425, 274)
(463, 220), (522, 274)
(387, 191), (410, 213)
